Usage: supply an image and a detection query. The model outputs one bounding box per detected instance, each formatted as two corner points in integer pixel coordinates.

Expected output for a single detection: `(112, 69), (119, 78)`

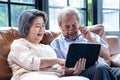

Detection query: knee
(95, 64), (109, 71)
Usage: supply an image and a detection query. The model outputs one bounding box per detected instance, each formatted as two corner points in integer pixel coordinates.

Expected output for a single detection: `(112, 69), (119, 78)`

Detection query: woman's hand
(64, 58), (86, 76)
(57, 58), (65, 66)
(40, 58), (65, 69)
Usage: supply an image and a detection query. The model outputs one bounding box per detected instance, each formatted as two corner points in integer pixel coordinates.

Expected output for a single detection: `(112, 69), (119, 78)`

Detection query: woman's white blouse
(7, 38), (60, 80)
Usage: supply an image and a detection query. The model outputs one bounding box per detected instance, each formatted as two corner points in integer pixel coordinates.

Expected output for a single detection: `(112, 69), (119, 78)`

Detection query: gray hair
(18, 9), (48, 38)
(57, 7), (80, 26)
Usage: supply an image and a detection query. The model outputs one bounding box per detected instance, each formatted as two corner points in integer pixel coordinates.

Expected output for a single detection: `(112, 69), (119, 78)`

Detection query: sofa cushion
(0, 28), (21, 80)
(41, 30), (60, 44)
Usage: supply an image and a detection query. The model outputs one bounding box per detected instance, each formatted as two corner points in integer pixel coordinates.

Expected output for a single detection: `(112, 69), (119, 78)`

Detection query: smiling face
(26, 17), (45, 44)
(60, 14), (80, 40)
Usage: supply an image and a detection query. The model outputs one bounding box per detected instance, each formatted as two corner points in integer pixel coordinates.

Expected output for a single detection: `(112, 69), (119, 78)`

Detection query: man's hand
(64, 58), (86, 76)
(79, 27), (97, 42)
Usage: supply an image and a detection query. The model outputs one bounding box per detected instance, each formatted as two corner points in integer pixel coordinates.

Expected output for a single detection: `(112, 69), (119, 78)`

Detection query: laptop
(65, 43), (101, 69)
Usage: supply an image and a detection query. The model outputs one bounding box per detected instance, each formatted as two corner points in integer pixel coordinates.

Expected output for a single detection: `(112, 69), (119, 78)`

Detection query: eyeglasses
(62, 23), (79, 30)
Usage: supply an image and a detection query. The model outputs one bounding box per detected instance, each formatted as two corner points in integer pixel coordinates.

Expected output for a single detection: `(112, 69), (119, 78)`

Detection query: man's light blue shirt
(50, 33), (109, 65)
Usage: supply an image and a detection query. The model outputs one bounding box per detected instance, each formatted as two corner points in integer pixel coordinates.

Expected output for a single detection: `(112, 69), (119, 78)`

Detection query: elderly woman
(7, 9), (89, 80)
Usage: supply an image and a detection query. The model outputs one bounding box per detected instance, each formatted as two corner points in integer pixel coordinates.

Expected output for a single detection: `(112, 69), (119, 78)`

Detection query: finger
(73, 58), (84, 74)
(80, 27), (89, 37)
(82, 58), (86, 69)
(73, 60), (80, 74)
(83, 28), (89, 35)
(80, 58), (85, 70)
(76, 58), (84, 71)
(95, 61), (98, 64)
(74, 61), (79, 70)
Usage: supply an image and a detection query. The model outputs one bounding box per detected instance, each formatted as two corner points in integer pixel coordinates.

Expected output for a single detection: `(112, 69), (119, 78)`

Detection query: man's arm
(79, 27), (111, 65)
(88, 36), (111, 65)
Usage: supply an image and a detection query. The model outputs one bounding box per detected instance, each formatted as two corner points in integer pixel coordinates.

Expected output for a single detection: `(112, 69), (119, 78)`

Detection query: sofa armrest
(106, 36), (120, 55)
(111, 54), (120, 67)
(106, 36), (120, 67)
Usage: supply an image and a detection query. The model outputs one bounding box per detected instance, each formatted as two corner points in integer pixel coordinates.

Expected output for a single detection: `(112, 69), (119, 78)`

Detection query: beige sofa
(0, 24), (120, 80)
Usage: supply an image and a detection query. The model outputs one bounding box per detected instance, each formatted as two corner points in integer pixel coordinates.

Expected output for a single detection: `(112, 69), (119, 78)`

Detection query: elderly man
(50, 7), (120, 80)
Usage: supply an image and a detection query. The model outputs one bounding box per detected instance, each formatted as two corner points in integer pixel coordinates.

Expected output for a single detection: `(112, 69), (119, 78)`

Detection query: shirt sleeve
(50, 39), (66, 59)
(92, 33), (109, 48)
(9, 40), (40, 71)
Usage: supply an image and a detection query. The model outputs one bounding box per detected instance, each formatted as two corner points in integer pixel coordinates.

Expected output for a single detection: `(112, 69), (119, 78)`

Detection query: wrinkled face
(60, 15), (80, 40)
(27, 17), (45, 44)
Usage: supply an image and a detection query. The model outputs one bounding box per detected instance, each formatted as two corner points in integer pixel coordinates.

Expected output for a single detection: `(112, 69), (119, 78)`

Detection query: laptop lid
(65, 43), (101, 69)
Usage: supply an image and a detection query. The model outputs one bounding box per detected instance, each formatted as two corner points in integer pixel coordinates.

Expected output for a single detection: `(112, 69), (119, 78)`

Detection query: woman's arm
(40, 58), (65, 69)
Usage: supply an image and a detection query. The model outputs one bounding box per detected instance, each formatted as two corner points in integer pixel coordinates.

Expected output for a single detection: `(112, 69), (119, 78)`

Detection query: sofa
(0, 24), (120, 80)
